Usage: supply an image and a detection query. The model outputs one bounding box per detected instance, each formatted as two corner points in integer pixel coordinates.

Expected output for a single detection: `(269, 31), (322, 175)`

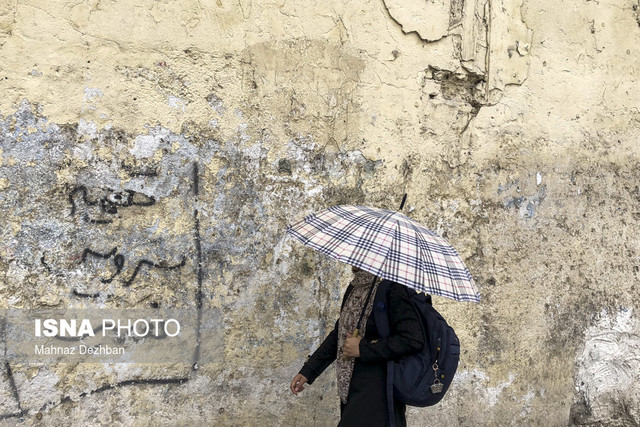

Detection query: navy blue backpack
(372, 280), (460, 425)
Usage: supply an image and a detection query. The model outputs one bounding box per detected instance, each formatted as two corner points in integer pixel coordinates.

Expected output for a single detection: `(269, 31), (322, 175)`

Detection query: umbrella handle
(341, 329), (360, 360)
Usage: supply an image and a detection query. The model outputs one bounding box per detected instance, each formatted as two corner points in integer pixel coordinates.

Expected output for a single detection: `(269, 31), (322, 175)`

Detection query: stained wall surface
(0, 0), (639, 425)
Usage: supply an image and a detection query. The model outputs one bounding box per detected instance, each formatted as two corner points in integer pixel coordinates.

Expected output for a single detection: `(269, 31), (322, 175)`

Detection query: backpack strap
(372, 280), (392, 337)
(371, 281), (396, 427)
(387, 362), (396, 427)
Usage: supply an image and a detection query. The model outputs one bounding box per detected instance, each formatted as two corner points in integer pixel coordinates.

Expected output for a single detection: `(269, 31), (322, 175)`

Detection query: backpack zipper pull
(430, 338), (444, 394)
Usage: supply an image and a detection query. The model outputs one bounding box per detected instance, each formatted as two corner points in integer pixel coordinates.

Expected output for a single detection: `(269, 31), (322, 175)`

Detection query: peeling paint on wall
(382, 0), (452, 42)
(0, 0), (638, 424)
(383, 0), (533, 106)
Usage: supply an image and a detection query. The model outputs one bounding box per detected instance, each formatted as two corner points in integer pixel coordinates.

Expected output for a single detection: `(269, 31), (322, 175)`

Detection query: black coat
(299, 280), (424, 427)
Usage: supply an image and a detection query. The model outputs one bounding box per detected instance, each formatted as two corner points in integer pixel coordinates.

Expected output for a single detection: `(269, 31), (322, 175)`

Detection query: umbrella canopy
(286, 204), (480, 302)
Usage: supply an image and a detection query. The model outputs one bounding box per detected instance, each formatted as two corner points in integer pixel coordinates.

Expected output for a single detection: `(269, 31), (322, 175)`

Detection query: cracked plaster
(0, 0), (638, 425)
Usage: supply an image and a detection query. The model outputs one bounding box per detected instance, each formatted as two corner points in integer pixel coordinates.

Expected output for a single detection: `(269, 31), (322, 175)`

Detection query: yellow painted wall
(1, 0), (639, 424)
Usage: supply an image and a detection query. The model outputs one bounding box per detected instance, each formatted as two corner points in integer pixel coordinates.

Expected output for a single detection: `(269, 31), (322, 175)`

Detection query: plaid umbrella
(286, 204), (480, 302)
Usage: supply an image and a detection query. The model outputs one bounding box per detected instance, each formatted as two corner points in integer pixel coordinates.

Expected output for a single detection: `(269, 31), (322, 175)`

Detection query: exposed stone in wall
(573, 308), (640, 425)
(0, 0), (638, 425)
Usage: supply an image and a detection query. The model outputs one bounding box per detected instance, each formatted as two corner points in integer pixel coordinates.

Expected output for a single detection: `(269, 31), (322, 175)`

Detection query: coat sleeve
(298, 318), (339, 385)
(297, 285), (353, 385)
(358, 283), (424, 363)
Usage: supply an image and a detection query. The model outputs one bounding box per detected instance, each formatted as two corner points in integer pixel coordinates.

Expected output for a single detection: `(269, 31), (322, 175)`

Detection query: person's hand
(290, 374), (308, 395)
(343, 333), (362, 358)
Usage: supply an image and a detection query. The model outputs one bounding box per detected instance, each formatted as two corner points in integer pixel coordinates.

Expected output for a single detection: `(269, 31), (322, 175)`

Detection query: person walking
(290, 266), (424, 426)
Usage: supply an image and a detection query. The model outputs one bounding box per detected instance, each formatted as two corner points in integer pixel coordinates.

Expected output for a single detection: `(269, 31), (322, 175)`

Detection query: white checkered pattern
(287, 205), (480, 302)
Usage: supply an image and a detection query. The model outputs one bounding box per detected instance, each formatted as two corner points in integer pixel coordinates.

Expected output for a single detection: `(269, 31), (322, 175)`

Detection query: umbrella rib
(406, 217), (476, 299)
(322, 206), (384, 258)
(332, 208), (397, 274)
(404, 216), (457, 297)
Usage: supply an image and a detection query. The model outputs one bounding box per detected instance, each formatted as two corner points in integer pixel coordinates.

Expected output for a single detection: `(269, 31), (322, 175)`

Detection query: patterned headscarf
(336, 269), (379, 404)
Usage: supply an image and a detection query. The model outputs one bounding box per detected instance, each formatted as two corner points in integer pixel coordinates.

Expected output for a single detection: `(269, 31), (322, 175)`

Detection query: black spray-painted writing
(81, 247), (186, 286)
(69, 186), (156, 224)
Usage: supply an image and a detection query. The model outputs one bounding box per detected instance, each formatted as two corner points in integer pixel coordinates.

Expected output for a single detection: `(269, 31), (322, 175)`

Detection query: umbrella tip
(399, 193), (408, 211)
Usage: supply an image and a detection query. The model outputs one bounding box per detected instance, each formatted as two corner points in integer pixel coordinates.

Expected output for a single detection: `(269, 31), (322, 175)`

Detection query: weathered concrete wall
(0, 0), (639, 425)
